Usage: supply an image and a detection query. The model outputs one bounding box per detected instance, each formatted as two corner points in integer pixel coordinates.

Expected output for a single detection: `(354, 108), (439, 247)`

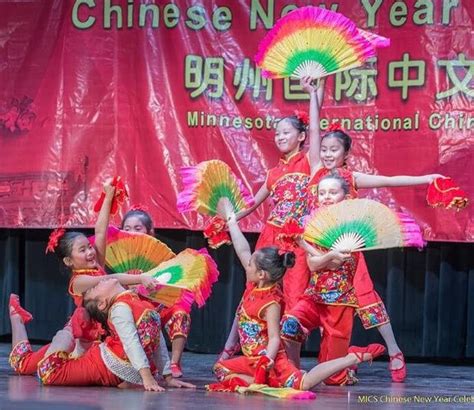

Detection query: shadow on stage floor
(1, 344), (473, 409)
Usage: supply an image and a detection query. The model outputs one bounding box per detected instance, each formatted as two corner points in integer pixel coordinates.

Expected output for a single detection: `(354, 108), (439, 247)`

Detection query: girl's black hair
(321, 130), (352, 154)
(279, 115), (307, 134)
(83, 293), (115, 333)
(318, 171), (350, 196)
(254, 246), (296, 283)
(56, 231), (87, 259)
(121, 209), (154, 234)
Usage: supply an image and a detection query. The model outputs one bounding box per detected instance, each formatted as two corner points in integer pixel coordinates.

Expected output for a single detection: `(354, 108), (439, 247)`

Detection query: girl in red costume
(121, 207), (191, 378)
(8, 181), (157, 376)
(212, 198), (385, 391)
(281, 174), (366, 385)
(236, 77), (325, 310)
(35, 277), (194, 390)
(304, 82), (444, 382)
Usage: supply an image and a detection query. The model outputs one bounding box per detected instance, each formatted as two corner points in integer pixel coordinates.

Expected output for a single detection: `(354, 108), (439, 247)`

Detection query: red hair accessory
(294, 110), (309, 127)
(45, 228), (66, 254)
(203, 216), (231, 249)
(426, 177), (468, 210)
(129, 203), (149, 213)
(93, 176), (129, 215)
(328, 121), (342, 132)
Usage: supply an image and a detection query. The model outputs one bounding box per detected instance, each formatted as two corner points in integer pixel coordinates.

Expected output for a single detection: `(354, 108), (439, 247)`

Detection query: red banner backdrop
(0, 0), (472, 241)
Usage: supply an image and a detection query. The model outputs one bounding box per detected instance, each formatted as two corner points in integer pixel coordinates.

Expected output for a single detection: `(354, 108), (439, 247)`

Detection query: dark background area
(1, 229), (473, 361)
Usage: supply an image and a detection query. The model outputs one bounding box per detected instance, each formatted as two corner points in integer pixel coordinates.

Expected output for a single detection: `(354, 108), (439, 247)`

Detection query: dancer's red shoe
(348, 343), (386, 364)
(389, 352), (407, 383)
(9, 294), (33, 324)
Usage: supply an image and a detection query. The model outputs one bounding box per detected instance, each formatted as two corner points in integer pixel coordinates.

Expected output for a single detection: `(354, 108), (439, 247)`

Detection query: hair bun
(282, 252), (296, 269)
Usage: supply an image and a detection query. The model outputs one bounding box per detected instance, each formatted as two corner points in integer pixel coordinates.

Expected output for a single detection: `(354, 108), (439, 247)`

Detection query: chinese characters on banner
(0, 0), (472, 241)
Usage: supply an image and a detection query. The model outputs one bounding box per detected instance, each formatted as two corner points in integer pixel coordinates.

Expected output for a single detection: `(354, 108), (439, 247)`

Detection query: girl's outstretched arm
(94, 180), (115, 267)
(302, 77), (325, 175)
(236, 183), (270, 221)
(307, 250), (352, 271)
(354, 172), (444, 189)
(218, 198), (252, 268)
(72, 273), (156, 295)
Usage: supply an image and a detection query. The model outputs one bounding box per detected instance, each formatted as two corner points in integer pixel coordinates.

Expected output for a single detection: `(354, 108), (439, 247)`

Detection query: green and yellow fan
(255, 6), (390, 79)
(177, 160), (254, 216)
(101, 227), (176, 273)
(137, 248), (220, 308)
(304, 199), (425, 252)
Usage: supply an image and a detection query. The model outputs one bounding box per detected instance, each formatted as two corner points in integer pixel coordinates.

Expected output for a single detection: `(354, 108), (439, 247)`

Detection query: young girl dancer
(35, 278), (194, 390)
(212, 198), (385, 391)
(281, 173), (364, 385)
(9, 181), (157, 375)
(236, 77), (325, 310)
(121, 207), (191, 378)
(304, 80), (443, 382)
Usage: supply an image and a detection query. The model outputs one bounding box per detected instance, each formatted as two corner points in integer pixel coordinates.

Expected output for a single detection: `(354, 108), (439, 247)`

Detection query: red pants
(160, 305), (191, 340)
(213, 350), (304, 389)
(37, 343), (121, 386)
(256, 223), (310, 310)
(354, 254), (390, 329)
(9, 341), (49, 375)
(281, 297), (354, 385)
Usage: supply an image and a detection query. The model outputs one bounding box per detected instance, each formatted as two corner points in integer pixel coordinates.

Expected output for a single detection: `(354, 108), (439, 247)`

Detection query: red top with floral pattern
(266, 151), (310, 227)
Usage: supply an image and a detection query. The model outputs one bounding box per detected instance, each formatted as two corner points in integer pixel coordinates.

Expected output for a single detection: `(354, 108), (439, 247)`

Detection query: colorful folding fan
(255, 6), (390, 79)
(137, 248), (219, 307)
(177, 160), (254, 216)
(96, 226), (176, 273)
(304, 199), (425, 252)
(236, 384), (317, 400)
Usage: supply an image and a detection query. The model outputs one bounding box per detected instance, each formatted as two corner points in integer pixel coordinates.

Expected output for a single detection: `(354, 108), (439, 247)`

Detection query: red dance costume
(213, 283), (305, 389)
(281, 252), (360, 385)
(9, 268), (106, 375)
(307, 167), (390, 329)
(37, 291), (161, 386)
(256, 151), (311, 309)
(156, 304), (191, 341)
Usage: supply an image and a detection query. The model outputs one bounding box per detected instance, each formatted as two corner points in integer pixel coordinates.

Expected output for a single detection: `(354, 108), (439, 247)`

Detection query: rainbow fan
(177, 160), (254, 216)
(138, 248), (220, 307)
(304, 199), (425, 252)
(100, 227), (176, 273)
(255, 6), (390, 79)
(236, 384), (316, 400)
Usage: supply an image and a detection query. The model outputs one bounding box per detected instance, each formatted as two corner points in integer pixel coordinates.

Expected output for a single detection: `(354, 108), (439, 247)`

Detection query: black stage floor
(0, 344), (473, 409)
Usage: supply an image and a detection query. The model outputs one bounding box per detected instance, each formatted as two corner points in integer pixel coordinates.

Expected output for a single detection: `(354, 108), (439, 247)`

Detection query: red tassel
(254, 355), (274, 385)
(276, 218), (304, 252)
(426, 177), (468, 210)
(93, 176), (129, 215)
(204, 216), (231, 249)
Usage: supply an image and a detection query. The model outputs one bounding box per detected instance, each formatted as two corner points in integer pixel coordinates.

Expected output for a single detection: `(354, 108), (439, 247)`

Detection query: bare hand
(330, 250), (352, 263)
(143, 377), (165, 392)
(216, 197), (234, 221)
(103, 178), (116, 196)
(426, 174), (446, 183)
(165, 376), (196, 389)
(300, 76), (317, 94)
(139, 274), (158, 289)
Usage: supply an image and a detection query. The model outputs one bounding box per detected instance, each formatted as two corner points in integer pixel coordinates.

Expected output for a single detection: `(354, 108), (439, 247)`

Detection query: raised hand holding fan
(177, 160), (254, 216)
(255, 6), (390, 79)
(304, 199), (425, 252)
